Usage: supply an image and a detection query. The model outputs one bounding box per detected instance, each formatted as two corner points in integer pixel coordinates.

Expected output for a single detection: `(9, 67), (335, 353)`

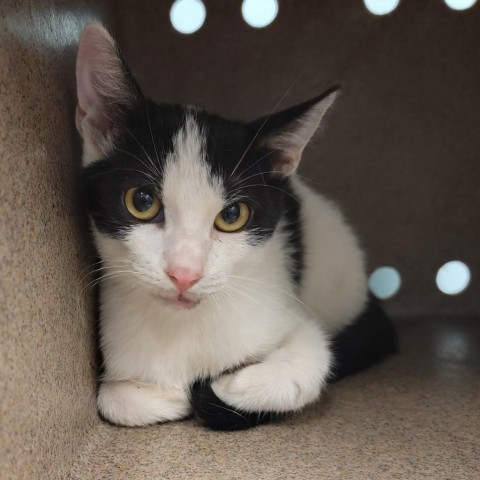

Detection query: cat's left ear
(76, 22), (143, 164)
(252, 86), (340, 176)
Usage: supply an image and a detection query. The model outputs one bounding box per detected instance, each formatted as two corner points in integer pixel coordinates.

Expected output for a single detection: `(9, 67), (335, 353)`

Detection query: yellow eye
(124, 186), (162, 221)
(214, 202), (250, 233)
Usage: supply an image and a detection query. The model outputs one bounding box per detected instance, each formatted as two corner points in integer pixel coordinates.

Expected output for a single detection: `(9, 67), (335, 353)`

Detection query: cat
(76, 22), (397, 431)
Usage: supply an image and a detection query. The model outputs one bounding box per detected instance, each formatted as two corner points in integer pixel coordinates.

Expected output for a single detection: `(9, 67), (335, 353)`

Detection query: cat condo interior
(1, 0), (479, 478)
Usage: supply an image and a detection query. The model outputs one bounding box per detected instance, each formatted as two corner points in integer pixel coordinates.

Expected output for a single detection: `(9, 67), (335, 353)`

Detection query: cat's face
(77, 23), (338, 308)
(84, 107), (289, 308)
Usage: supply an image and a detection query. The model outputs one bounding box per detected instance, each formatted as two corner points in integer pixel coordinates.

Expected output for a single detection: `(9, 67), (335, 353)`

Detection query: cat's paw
(98, 380), (191, 427)
(212, 361), (322, 414)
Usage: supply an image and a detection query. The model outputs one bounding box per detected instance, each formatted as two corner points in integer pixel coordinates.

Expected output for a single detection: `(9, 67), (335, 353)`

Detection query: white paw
(211, 361), (322, 413)
(98, 380), (191, 427)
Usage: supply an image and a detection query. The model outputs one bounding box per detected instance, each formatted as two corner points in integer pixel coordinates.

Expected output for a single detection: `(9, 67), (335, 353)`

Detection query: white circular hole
(444, 0), (477, 10)
(369, 267), (402, 299)
(242, 0), (279, 28)
(436, 261), (471, 295)
(170, 0), (206, 34)
(363, 0), (400, 15)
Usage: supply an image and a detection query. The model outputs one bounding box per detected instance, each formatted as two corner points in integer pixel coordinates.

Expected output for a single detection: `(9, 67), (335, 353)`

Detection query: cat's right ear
(76, 22), (142, 165)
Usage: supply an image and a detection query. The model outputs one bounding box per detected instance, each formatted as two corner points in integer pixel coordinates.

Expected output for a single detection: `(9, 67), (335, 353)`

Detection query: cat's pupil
(133, 189), (154, 212)
(221, 203), (240, 224)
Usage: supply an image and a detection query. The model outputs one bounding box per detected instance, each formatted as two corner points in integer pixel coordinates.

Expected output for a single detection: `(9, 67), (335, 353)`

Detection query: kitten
(76, 23), (397, 431)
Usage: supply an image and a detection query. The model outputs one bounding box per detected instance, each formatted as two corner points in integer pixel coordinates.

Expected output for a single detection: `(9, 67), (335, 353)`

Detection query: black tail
(329, 295), (398, 382)
(190, 296), (398, 431)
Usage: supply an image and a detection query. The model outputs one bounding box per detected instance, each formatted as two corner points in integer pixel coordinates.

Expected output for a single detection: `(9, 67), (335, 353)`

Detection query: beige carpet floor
(69, 318), (480, 479)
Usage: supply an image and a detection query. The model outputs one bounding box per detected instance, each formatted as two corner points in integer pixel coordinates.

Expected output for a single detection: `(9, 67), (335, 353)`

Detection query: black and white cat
(76, 23), (396, 431)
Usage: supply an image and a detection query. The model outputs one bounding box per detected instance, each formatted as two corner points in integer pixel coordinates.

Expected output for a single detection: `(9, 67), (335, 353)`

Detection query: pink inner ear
(75, 103), (86, 136)
(76, 26), (104, 115)
(75, 23), (119, 139)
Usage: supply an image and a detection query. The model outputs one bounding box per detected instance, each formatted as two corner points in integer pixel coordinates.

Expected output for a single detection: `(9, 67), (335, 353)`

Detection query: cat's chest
(100, 287), (294, 387)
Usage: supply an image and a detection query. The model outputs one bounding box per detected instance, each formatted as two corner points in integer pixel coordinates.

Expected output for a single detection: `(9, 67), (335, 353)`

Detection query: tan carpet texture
(70, 319), (480, 480)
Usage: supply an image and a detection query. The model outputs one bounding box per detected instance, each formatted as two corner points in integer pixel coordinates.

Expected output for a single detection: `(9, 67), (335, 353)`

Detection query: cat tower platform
(1, 0), (479, 478)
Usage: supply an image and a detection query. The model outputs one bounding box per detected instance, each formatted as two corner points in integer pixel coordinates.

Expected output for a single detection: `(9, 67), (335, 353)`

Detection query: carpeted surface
(70, 318), (480, 479)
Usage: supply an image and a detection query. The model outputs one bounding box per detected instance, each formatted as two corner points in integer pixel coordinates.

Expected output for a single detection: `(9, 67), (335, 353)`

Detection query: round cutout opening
(436, 261), (471, 295)
(241, 0), (279, 28)
(369, 267), (402, 299)
(444, 0), (477, 10)
(170, 0), (206, 34)
(363, 0), (400, 15)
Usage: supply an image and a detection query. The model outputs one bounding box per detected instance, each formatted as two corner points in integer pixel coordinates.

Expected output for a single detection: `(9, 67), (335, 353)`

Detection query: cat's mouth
(164, 293), (200, 309)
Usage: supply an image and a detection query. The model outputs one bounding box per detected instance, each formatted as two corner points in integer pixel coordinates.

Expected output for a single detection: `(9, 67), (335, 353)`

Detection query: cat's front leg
(97, 380), (191, 427)
(211, 319), (331, 414)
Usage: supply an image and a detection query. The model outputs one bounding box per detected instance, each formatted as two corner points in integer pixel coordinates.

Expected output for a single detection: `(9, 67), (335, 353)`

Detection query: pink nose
(166, 267), (202, 292)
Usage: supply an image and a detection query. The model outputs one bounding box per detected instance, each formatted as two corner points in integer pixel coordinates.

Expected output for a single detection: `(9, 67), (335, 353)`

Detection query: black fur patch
(281, 184), (304, 286)
(189, 297), (397, 431)
(82, 100), (293, 246)
(329, 295), (398, 381)
(82, 101), (184, 237)
(189, 380), (283, 431)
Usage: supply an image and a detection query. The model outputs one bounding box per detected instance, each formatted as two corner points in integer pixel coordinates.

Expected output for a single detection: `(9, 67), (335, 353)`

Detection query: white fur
(98, 381), (190, 427)
(292, 177), (368, 333)
(211, 319), (331, 412)
(92, 115), (367, 426)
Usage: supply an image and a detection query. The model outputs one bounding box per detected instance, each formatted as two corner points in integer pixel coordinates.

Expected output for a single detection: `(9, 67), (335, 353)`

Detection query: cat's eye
(214, 202), (250, 233)
(124, 186), (163, 222)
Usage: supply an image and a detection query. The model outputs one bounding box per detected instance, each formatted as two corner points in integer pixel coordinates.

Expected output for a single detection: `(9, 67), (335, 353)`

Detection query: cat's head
(76, 23), (338, 309)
